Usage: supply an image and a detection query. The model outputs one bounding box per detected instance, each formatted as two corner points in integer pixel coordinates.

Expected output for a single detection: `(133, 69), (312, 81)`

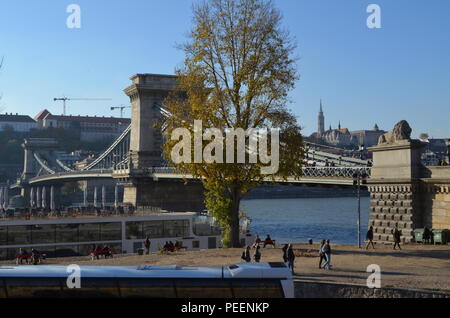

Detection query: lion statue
(378, 120), (412, 145)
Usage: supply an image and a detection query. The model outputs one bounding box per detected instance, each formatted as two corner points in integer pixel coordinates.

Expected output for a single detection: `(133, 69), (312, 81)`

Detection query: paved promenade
(2, 243), (449, 292)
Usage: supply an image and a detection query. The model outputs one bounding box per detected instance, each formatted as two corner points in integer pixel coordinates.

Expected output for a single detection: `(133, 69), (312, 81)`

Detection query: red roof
(41, 112), (130, 124)
(34, 109), (50, 121)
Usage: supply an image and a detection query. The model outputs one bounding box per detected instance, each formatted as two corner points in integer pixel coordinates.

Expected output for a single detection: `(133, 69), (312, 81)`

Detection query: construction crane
(110, 105), (131, 118)
(53, 97), (112, 115)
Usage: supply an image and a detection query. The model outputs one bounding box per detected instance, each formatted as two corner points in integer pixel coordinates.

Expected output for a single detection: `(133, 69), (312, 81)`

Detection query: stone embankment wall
(294, 280), (450, 298)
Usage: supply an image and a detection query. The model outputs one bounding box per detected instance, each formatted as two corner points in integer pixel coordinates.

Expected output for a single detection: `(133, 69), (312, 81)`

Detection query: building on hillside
(309, 101), (386, 148)
(0, 113), (37, 132)
(350, 124), (386, 148)
(34, 109), (131, 142)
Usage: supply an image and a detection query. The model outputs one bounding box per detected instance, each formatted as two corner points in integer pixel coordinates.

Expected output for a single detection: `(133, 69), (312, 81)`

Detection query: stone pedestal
(367, 140), (425, 243)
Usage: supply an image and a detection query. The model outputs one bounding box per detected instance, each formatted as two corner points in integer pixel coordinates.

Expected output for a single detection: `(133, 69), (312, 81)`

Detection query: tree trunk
(229, 190), (242, 248)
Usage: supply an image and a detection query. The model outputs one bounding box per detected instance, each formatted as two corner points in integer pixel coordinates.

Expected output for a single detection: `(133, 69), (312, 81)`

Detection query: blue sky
(0, 0), (449, 137)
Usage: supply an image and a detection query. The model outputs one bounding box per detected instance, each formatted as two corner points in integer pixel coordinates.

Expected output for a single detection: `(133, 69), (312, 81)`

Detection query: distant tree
(163, 0), (304, 247)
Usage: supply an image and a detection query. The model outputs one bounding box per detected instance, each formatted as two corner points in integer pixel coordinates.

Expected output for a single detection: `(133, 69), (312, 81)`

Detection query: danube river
(241, 197), (370, 245)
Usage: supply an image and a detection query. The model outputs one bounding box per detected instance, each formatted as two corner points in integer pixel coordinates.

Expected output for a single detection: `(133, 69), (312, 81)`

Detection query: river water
(241, 197), (370, 245)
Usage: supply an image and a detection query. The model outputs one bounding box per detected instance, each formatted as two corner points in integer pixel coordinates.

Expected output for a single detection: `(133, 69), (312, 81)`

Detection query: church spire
(317, 99), (325, 136)
(338, 121), (341, 130)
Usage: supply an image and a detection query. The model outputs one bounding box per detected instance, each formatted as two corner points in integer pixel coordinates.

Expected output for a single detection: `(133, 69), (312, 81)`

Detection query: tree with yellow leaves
(163, 0), (304, 247)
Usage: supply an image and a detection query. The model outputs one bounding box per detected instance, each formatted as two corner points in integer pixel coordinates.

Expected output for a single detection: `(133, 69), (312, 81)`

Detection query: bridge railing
(301, 166), (371, 178)
(144, 166), (371, 179)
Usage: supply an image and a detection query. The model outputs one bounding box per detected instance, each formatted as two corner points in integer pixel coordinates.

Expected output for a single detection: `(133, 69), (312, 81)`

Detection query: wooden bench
(90, 250), (114, 260)
(259, 240), (276, 247)
(161, 246), (187, 253)
(15, 253), (46, 265)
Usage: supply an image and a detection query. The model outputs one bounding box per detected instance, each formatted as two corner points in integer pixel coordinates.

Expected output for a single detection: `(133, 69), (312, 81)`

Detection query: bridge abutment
(368, 140), (424, 243)
(122, 180), (205, 212)
(368, 138), (450, 243)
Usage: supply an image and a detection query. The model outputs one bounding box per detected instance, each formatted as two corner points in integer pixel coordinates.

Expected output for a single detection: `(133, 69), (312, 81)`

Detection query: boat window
(143, 221), (164, 238)
(31, 224), (56, 244)
(4, 277), (62, 298)
(118, 278), (176, 298)
(175, 279), (233, 298)
(55, 224), (78, 243)
(7, 225), (32, 245)
(163, 220), (190, 238)
(125, 221), (142, 239)
(55, 245), (79, 257)
(0, 227), (7, 245)
(78, 223), (100, 242)
(61, 278), (120, 298)
(268, 262), (287, 268)
(231, 280), (284, 298)
(100, 222), (121, 241)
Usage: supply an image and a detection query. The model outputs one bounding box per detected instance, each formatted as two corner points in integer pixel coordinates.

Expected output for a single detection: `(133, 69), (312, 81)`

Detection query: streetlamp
(353, 170), (368, 248)
(359, 144), (365, 160)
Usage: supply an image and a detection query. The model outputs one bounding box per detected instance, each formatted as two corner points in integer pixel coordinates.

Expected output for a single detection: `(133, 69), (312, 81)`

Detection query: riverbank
(3, 243), (448, 293)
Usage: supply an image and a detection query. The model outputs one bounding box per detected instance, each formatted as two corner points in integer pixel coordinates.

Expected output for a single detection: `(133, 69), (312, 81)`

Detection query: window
(143, 221), (163, 238)
(163, 220), (189, 238)
(55, 245), (79, 257)
(175, 280), (233, 298)
(61, 278), (120, 298)
(56, 224), (78, 243)
(125, 222), (142, 239)
(231, 280), (284, 298)
(118, 279), (176, 298)
(0, 226), (7, 245)
(4, 277), (62, 298)
(192, 241), (199, 248)
(78, 223), (100, 242)
(31, 224), (55, 244)
(7, 226), (31, 245)
(100, 222), (121, 241)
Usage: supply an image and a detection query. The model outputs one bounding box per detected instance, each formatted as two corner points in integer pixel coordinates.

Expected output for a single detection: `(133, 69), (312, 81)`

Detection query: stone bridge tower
(124, 73), (179, 168)
(120, 74), (205, 211)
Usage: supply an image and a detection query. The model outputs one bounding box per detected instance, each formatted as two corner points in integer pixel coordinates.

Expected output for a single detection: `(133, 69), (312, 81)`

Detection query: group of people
(252, 234), (276, 248)
(16, 247), (43, 265)
(365, 225), (402, 250)
(91, 244), (113, 259)
(282, 244), (296, 274)
(241, 240), (297, 274)
(318, 240), (332, 269)
(163, 240), (183, 251)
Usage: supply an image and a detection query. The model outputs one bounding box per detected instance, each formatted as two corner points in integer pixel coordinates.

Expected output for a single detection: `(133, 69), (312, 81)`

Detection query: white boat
(0, 210), (255, 260)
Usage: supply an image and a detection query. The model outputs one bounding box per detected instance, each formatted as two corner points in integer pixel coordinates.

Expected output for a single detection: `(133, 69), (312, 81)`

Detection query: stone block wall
(422, 183), (450, 230)
(367, 183), (422, 243)
(294, 280), (450, 298)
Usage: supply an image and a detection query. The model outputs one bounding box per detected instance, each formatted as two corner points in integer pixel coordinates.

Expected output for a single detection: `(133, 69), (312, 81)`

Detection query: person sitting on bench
(263, 235), (275, 248)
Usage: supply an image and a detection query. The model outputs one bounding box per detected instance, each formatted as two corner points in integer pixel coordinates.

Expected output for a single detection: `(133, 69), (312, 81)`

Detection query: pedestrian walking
(282, 244), (288, 263)
(318, 240), (326, 268)
(365, 226), (375, 250)
(287, 244), (295, 274)
(144, 236), (151, 254)
(322, 240), (332, 270)
(241, 246), (251, 262)
(253, 245), (261, 262)
(393, 226), (402, 250)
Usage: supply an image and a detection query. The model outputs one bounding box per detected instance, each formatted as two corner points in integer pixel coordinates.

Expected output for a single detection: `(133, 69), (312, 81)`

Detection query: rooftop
(0, 113), (36, 123)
